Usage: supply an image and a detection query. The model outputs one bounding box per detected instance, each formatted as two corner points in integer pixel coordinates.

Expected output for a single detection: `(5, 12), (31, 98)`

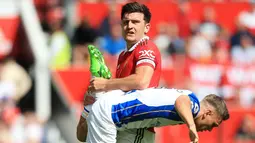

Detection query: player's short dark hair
(203, 94), (230, 121)
(121, 2), (151, 23)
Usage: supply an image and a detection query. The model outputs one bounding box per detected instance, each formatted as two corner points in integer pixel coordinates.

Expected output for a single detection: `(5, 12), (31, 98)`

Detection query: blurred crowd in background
(39, 0), (255, 107)
(0, 0), (255, 142)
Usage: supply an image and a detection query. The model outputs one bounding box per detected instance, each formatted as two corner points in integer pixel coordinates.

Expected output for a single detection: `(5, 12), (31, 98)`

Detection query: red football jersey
(115, 39), (161, 88)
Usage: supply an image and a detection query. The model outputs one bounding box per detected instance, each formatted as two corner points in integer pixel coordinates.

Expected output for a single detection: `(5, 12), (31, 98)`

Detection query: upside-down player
(85, 88), (230, 143)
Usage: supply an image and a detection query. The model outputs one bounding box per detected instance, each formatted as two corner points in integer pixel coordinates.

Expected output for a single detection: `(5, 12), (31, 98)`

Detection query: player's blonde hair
(202, 94), (229, 121)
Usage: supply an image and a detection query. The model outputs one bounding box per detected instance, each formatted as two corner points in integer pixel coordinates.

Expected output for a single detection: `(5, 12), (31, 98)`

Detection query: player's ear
(201, 113), (206, 120)
(144, 23), (150, 34)
(206, 109), (213, 116)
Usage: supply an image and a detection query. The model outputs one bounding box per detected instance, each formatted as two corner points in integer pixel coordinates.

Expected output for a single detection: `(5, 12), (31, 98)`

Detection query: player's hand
(189, 125), (199, 143)
(83, 83), (96, 106)
(83, 94), (95, 106)
(89, 77), (108, 92)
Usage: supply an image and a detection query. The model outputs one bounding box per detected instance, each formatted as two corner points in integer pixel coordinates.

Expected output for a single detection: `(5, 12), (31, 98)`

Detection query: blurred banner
(76, 2), (251, 38)
(0, 1), (20, 58)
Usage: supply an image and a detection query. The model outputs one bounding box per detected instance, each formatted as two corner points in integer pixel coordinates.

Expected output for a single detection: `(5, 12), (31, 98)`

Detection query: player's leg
(83, 44), (112, 115)
(77, 45), (112, 141)
(117, 129), (155, 143)
(78, 90), (124, 142)
(76, 115), (88, 141)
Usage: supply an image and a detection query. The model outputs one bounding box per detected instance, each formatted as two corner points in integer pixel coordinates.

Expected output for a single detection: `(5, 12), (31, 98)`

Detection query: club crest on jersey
(191, 102), (199, 114)
(138, 50), (155, 60)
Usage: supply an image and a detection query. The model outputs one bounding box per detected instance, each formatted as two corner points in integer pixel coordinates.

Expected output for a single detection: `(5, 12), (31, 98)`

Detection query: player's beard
(125, 35), (138, 47)
(125, 32), (136, 41)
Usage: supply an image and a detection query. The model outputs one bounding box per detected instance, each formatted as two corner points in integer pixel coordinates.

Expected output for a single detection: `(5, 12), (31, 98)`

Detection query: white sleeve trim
(136, 59), (155, 68)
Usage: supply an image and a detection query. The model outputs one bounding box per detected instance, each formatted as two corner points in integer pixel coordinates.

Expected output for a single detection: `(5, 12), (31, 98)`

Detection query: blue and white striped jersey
(111, 88), (200, 130)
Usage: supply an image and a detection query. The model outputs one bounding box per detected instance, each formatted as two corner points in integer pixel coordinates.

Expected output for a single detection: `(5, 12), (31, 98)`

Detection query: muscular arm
(105, 65), (154, 91)
(175, 95), (195, 127)
(175, 95), (199, 142)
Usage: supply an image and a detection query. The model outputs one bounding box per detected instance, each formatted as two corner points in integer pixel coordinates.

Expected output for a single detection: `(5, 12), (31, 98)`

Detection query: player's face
(195, 110), (222, 132)
(121, 12), (150, 45)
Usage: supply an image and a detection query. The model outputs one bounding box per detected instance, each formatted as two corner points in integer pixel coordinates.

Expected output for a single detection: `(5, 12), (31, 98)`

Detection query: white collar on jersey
(126, 36), (150, 52)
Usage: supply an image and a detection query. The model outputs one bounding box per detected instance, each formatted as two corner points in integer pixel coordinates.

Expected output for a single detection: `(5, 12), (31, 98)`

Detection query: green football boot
(88, 45), (112, 79)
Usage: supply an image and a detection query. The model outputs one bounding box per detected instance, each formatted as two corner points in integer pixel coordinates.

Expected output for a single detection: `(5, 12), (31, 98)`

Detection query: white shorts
(83, 90), (123, 118)
(117, 129), (155, 143)
(86, 90), (124, 143)
(86, 106), (117, 143)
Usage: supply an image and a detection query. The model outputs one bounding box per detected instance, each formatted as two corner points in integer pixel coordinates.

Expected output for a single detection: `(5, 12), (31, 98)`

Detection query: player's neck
(126, 36), (150, 51)
(194, 102), (205, 119)
(126, 43), (135, 50)
(195, 111), (203, 119)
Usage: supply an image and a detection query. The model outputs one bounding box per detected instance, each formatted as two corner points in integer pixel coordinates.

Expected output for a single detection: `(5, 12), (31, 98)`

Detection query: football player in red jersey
(77, 2), (161, 143)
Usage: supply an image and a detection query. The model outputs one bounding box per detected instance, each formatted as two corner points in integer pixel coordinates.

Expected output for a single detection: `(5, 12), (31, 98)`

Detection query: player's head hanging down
(121, 2), (151, 46)
(195, 94), (229, 132)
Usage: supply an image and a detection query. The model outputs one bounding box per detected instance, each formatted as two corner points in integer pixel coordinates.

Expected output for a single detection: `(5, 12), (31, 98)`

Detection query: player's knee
(76, 118), (88, 142)
(76, 125), (87, 142)
(77, 136), (86, 142)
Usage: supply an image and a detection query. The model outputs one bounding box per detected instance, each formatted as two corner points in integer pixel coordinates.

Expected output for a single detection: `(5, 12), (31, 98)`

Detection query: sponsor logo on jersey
(138, 50), (155, 60)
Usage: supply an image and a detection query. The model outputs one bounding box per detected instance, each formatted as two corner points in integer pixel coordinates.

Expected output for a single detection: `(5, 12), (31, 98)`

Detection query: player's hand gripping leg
(83, 45), (112, 105)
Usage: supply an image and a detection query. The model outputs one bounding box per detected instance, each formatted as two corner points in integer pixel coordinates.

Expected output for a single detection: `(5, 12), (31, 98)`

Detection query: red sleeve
(116, 51), (124, 66)
(134, 42), (159, 69)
